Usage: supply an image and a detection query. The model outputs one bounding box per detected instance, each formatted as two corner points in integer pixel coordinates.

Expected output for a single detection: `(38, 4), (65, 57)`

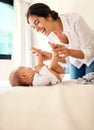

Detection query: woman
(26, 3), (94, 79)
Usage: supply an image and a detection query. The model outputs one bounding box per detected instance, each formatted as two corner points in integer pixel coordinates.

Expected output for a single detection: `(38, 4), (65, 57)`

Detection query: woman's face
(28, 15), (54, 36)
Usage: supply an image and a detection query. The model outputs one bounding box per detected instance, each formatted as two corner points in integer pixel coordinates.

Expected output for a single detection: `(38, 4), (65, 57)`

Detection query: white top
(32, 66), (64, 86)
(47, 13), (94, 68)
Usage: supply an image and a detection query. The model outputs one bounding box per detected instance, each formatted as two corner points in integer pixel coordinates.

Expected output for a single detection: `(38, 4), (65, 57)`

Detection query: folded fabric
(76, 72), (94, 84)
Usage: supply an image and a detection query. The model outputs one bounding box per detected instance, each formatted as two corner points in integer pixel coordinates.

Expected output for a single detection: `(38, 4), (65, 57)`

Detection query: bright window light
(0, 2), (14, 59)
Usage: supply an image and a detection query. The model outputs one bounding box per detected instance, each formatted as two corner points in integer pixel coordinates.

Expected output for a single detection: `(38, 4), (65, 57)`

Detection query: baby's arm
(31, 47), (45, 72)
(49, 52), (65, 74)
(48, 42), (65, 74)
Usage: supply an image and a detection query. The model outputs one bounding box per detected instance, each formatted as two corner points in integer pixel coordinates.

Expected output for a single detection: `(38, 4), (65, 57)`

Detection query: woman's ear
(47, 14), (52, 20)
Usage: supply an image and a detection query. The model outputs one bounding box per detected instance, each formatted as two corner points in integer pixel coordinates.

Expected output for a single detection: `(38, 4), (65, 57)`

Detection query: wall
(0, 60), (12, 81)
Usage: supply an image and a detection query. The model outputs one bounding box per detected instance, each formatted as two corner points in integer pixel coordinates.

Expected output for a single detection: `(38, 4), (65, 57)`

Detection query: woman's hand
(49, 42), (69, 57)
(49, 42), (84, 59)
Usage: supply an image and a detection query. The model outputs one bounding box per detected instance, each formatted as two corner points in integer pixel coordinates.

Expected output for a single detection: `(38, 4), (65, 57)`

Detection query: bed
(0, 80), (94, 130)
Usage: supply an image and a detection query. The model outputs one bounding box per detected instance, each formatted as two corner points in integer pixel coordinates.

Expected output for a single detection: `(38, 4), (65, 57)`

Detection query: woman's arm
(49, 43), (84, 59)
(67, 49), (84, 59)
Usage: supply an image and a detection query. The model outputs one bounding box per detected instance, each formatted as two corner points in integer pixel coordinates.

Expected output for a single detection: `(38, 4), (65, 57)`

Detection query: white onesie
(32, 66), (64, 86)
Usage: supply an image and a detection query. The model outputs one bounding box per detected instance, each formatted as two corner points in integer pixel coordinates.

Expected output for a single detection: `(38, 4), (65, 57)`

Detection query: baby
(9, 45), (65, 86)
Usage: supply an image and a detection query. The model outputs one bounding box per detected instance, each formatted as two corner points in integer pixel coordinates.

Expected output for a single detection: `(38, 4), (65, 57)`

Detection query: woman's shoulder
(60, 12), (81, 18)
(60, 12), (83, 24)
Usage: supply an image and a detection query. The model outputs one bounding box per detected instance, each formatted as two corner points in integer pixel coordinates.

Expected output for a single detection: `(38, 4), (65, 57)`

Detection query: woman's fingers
(48, 42), (69, 59)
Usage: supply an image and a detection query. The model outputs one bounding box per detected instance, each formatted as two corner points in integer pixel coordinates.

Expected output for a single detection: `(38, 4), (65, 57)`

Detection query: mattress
(0, 80), (94, 130)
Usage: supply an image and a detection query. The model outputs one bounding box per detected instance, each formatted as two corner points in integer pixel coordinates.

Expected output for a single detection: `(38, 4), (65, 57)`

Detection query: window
(0, 0), (14, 59)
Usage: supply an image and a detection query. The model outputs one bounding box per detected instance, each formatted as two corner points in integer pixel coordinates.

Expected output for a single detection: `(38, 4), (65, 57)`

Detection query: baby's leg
(49, 52), (65, 74)
(31, 47), (41, 55)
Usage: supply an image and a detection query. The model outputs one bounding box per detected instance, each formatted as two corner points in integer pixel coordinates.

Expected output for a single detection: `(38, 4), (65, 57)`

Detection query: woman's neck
(54, 18), (63, 32)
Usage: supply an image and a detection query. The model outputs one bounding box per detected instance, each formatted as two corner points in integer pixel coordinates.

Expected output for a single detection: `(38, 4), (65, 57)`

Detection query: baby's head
(9, 66), (35, 86)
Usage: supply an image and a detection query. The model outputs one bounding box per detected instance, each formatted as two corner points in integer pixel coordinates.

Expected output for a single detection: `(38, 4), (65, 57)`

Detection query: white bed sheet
(0, 80), (94, 130)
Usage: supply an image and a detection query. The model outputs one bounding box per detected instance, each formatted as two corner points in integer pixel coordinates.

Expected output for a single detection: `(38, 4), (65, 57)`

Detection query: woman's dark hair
(26, 3), (59, 23)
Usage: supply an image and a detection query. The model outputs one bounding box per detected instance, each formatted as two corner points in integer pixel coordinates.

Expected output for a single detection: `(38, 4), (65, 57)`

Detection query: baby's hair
(9, 68), (29, 86)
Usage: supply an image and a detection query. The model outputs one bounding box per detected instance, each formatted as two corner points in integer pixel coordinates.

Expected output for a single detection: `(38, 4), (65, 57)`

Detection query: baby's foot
(48, 42), (58, 49)
(31, 47), (41, 56)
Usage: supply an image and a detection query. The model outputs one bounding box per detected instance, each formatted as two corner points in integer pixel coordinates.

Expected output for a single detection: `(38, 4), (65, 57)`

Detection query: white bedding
(0, 80), (94, 130)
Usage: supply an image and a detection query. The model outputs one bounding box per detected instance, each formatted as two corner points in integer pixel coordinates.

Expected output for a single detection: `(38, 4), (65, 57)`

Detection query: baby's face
(19, 66), (34, 75)
(18, 66), (35, 84)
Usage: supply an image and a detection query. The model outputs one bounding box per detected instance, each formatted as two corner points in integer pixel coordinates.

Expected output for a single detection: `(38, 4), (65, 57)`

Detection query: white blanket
(0, 80), (94, 130)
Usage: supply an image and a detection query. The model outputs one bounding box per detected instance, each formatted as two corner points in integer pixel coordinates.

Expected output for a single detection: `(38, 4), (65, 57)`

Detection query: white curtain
(12, 0), (34, 68)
